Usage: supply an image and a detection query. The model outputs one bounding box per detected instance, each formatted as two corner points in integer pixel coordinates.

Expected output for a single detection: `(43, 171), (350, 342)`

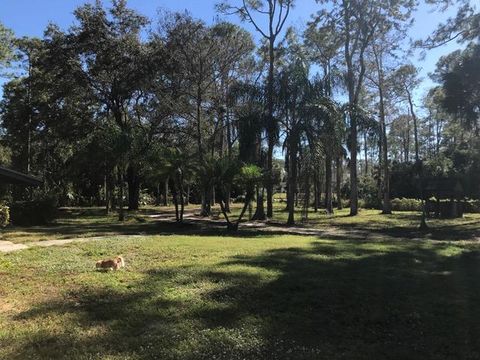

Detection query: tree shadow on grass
(7, 268), (187, 359)
(197, 242), (480, 359)
(299, 211), (480, 242)
(6, 239), (480, 359)
(4, 218), (267, 241)
(5, 205), (478, 245)
(363, 218), (480, 242)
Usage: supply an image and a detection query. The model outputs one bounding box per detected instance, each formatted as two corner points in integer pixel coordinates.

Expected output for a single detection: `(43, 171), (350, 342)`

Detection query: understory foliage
(9, 193), (58, 225)
(0, 203), (9, 227)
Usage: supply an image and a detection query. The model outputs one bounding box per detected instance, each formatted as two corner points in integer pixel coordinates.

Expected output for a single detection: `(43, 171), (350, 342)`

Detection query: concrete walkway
(0, 235), (145, 253)
(0, 241), (29, 253)
(0, 238), (100, 253)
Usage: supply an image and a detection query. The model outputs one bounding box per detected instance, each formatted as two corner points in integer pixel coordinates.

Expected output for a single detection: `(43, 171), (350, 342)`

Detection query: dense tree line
(0, 0), (478, 227)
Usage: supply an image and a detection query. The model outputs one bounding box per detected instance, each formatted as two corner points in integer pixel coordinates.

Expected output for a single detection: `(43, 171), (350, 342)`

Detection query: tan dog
(96, 256), (125, 271)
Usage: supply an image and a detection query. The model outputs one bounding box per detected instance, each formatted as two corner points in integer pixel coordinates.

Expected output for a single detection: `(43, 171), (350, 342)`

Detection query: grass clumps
(1, 214), (480, 359)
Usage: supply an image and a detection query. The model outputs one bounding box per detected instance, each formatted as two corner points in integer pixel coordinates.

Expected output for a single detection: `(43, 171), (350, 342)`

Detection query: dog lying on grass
(95, 256), (125, 271)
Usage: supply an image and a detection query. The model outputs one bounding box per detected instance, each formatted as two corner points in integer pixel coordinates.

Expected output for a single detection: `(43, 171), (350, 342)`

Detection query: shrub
(233, 195), (245, 204)
(10, 195), (58, 226)
(273, 193), (287, 203)
(139, 191), (155, 206)
(357, 199), (366, 209)
(0, 204), (10, 227)
(391, 198), (422, 211)
(464, 199), (480, 213)
(342, 199), (372, 210)
(358, 175), (381, 209)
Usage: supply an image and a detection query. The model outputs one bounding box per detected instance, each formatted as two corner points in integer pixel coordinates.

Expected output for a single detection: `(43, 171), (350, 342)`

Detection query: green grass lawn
(2, 202), (479, 244)
(1, 209), (480, 359)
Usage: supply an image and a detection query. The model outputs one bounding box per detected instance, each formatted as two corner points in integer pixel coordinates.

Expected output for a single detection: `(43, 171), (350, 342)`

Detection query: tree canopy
(0, 0), (478, 228)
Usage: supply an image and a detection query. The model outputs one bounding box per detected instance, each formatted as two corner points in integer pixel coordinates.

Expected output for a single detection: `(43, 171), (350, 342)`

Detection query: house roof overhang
(0, 167), (43, 187)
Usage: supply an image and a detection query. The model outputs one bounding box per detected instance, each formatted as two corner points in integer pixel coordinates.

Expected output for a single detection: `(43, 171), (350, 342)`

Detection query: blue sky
(0, 0), (464, 107)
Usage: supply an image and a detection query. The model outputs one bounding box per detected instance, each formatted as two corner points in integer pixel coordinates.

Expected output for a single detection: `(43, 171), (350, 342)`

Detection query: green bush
(9, 195), (58, 226)
(357, 199), (366, 209)
(343, 199), (370, 210)
(139, 191), (155, 206)
(233, 195), (246, 203)
(391, 198), (422, 211)
(0, 204), (10, 227)
(358, 175), (381, 209)
(464, 199), (480, 213)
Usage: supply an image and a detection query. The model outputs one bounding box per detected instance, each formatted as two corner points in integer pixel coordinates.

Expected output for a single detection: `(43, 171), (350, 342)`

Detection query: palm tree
(276, 57), (311, 225)
(153, 147), (195, 223)
(228, 82), (267, 220)
(211, 157), (262, 231)
(276, 58), (343, 224)
(304, 93), (344, 215)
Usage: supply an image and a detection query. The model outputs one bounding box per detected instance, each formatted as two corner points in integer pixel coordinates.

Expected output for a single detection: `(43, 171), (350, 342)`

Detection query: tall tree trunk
(253, 130), (266, 220)
(363, 132), (368, 175)
(127, 165), (140, 210)
(287, 141), (298, 225)
(380, 117), (391, 215)
(106, 178), (111, 215)
(218, 196), (234, 229)
(336, 156), (343, 210)
(201, 190), (211, 217)
(118, 166), (125, 222)
(196, 85), (211, 217)
(377, 73), (391, 214)
(178, 174), (185, 223)
(266, 37), (275, 219)
(179, 186), (184, 223)
(252, 186), (265, 220)
(156, 183), (161, 206)
(224, 108), (234, 211)
(185, 184), (190, 206)
(226, 109), (232, 158)
(350, 117), (358, 215)
(26, 60), (32, 175)
(317, 164), (323, 207)
(345, 48), (359, 215)
(325, 153), (333, 214)
(407, 90), (420, 161)
(163, 177), (169, 206)
(224, 184), (231, 212)
(172, 183), (179, 222)
(435, 117), (441, 155)
(302, 175), (310, 222)
(219, 189), (253, 231)
(201, 182), (211, 216)
(343, 5), (365, 217)
(407, 91), (428, 229)
(237, 191), (253, 224)
(377, 133), (383, 203)
(405, 111), (411, 162)
(104, 165), (110, 215)
(284, 148), (290, 211)
(111, 176), (117, 210)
